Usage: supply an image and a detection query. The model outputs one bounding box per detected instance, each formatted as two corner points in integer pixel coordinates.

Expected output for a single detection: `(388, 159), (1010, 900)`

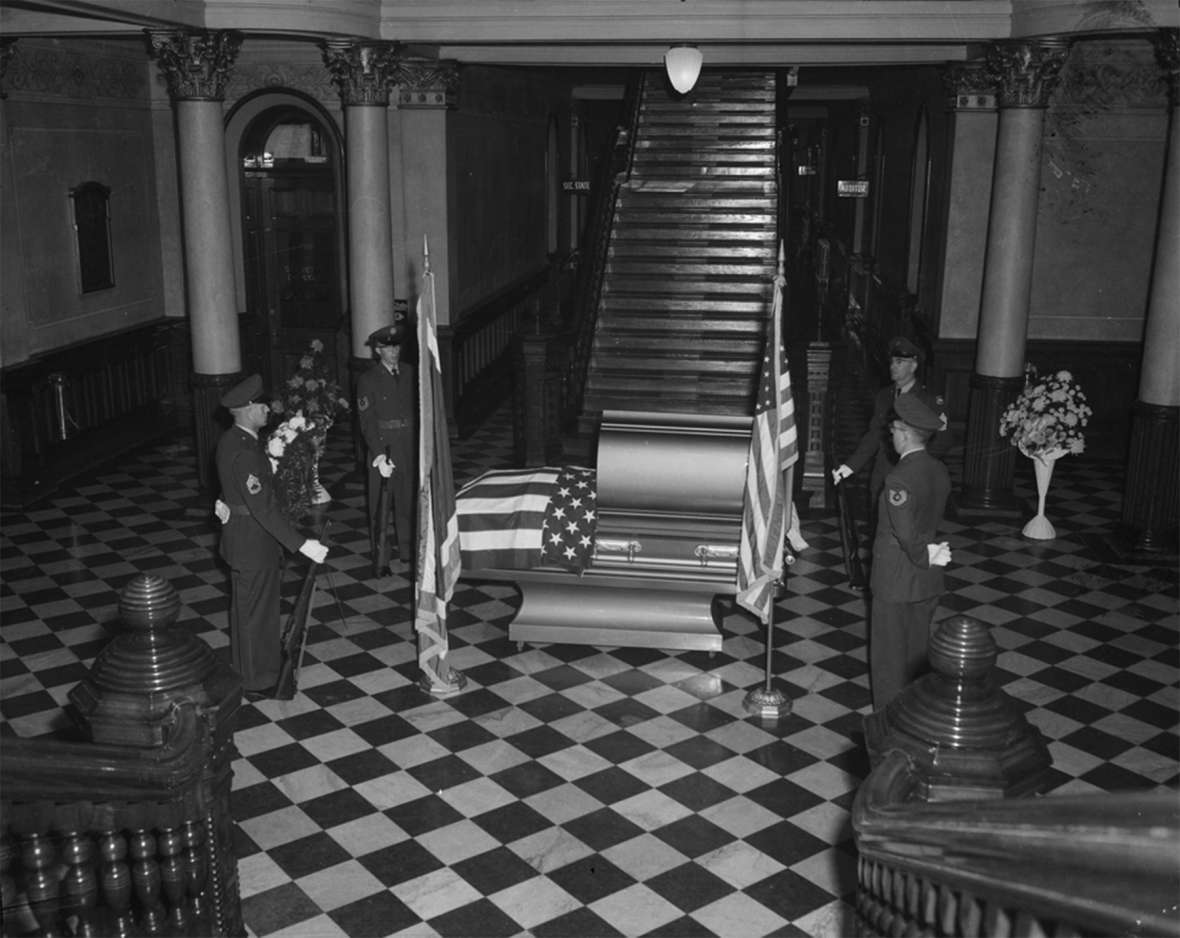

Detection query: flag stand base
(743, 684), (791, 720)
(419, 667), (467, 699)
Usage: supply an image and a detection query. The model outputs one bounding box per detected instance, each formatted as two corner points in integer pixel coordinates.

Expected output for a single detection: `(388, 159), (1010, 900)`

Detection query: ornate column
(937, 61), (998, 342)
(147, 30), (243, 492)
(396, 59), (460, 424)
(321, 41), (400, 374)
(1122, 29), (1180, 552)
(959, 40), (1069, 514)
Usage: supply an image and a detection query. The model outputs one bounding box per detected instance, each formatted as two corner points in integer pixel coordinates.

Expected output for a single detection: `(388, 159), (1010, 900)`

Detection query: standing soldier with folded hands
(357, 317), (417, 572)
(868, 392), (952, 711)
(215, 374), (329, 701)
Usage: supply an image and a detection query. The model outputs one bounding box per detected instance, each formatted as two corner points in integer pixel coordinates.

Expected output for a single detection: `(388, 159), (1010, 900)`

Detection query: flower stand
(310, 430), (332, 504)
(1022, 448), (1065, 540)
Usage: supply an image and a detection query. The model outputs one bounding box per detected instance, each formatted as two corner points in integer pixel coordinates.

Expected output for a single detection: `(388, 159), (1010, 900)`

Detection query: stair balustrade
(0, 574), (243, 937)
(854, 615), (1179, 937)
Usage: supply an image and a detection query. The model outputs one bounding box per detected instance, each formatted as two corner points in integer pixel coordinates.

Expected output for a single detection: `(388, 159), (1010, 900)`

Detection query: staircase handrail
(562, 70), (644, 430)
(853, 749), (1180, 938)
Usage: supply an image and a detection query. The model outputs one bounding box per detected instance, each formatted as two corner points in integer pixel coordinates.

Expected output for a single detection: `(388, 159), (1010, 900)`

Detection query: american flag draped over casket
(456, 466), (598, 574)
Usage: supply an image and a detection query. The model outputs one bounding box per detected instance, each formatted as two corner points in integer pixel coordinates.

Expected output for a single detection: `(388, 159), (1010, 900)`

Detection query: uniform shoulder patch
(358, 395), (370, 412)
(246, 473), (262, 495)
(888, 487), (908, 506)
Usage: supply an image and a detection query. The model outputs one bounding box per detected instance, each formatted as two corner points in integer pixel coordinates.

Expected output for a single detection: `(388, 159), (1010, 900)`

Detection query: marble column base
(1121, 400), (1179, 553)
(956, 373), (1025, 517)
(192, 372), (240, 493)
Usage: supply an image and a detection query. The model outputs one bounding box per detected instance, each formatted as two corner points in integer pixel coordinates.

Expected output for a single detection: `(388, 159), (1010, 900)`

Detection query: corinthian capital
(146, 29), (242, 102)
(395, 59), (460, 109)
(944, 59), (995, 111)
(986, 40), (1070, 108)
(320, 40), (400, 107)
(1153, 28), (1179, 105)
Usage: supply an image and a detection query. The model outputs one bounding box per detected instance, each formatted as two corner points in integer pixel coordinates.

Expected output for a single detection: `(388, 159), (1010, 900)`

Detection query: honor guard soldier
(215, 374), (329, 700)
(868, 392), (952, 711)
(832, 335), (949, 526)
(357, 318), (418, 570)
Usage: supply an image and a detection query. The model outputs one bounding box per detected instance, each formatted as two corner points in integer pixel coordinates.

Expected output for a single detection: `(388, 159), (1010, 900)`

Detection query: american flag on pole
(735, 259), (799, 624)
(415, 237), (466, 696)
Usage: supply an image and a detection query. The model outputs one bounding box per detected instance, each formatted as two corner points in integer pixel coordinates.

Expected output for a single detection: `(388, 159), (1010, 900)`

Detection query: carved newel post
(864, 614), (1052, 801)
(68, 574), (244, 935)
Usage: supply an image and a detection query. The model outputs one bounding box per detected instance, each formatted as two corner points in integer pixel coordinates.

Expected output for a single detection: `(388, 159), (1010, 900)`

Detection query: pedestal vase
(1022, 449), (1063, 540)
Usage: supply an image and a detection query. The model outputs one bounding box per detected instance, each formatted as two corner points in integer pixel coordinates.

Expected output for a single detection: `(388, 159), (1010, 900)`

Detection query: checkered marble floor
(2, 401), (1177, 938)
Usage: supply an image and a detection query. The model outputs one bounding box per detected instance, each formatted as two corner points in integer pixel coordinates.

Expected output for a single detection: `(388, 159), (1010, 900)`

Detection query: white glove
(214, 499), (230, 525)
(831, 464), (853, 485)
(371, 454), (394, 478)
(927, 542), (952, 567)
(299, 539), (329, 564)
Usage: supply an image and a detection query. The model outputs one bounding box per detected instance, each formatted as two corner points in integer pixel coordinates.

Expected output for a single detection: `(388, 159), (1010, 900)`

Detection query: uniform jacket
(870, 447), (951, 603)
(215, 425), (305, 570)
(357, 360), (418, 460)
(846, 382), (948, 490)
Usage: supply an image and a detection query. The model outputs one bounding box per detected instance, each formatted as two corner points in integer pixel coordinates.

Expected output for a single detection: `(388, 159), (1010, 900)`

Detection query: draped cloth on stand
(415, 238), (466, 697)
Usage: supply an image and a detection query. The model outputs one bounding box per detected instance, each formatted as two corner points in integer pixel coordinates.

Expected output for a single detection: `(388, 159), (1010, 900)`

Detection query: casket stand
(463, 410), (750, 652)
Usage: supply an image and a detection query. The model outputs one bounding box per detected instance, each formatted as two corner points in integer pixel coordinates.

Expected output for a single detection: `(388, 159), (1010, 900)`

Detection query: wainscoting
(1, 319), (190, 508)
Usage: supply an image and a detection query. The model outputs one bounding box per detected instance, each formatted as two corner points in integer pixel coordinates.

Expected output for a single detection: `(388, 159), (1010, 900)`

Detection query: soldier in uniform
(215, 374), (329, 700)
(357, 318), (417, 569)
(868, 393), (952, 711)
(831, 335), (948, 517)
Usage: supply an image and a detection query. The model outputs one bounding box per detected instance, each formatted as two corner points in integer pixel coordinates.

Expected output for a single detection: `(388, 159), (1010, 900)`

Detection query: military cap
(889, 336), (922, 361)
(220, 374), (265, 410)
(894, 391), (943, 432)
(367, 320), (407, 348)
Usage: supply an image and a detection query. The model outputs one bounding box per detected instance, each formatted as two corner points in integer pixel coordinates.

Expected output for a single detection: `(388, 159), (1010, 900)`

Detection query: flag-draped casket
(457, 410), (750, 651)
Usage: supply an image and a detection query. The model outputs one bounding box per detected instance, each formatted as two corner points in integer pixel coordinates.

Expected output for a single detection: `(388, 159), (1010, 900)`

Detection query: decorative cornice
(1153, 28), (1179, 105)
(396, 59), (460, 110)
(146, 29), (242, 102)
(944, 60), (996, 111)
(1, 39), (147, 101)
(224, 63), (337, 107)
(320, 39), (400, 107)
(986, 39), (1070, 109)
(0, 39), (15, 100)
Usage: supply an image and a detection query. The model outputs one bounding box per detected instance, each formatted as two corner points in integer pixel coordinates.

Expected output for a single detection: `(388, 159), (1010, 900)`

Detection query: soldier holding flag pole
(415, 237), (467, 697)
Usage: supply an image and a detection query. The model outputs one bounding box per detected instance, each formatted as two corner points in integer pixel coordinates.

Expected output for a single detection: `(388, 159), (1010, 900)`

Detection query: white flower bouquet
(272, 339), (350, 424)
(999, 367), (1092, 461)
(266, 413), (325, 519)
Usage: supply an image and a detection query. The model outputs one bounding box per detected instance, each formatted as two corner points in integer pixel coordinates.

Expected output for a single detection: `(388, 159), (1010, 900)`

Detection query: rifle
(374, 445), (393, 578)
(829, 455), (867, 591)
(275, 520), (328, 700)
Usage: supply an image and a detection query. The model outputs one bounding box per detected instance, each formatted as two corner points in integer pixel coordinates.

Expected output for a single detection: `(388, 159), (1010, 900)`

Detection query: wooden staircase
(579, 70), (780, 433)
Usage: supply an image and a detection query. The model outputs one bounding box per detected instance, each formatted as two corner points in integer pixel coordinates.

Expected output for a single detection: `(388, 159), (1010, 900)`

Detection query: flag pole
(743, 242), (793, 720)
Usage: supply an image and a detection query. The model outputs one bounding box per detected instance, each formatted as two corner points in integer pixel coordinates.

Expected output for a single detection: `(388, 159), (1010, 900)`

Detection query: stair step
(607, 243), (773, 260)
(595, 316), (767, 336)
(607, 260), (775, 277)
(601, 296), (770, 314)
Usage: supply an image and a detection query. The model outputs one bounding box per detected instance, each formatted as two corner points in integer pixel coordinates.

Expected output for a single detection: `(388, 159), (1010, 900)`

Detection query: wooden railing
(0, 574), (243, 937)
(854, 750), (1179, 938)
(0, 319), (188, 503)
(559, 72), (644, 437)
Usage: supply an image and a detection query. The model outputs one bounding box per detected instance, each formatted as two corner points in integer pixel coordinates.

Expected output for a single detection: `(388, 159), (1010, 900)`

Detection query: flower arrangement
(266, 413), (327, 520)
(998, 366), (1092, 461)
(272, 339), (350, 425)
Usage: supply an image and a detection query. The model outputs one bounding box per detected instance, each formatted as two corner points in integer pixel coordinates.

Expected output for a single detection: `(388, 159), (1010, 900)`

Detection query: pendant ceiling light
(664, 44), (703, 94)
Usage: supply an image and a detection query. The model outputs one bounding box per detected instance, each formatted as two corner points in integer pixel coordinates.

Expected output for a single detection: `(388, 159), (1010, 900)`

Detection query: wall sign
(837, 179), (869, 198)
(562, 179), (590, 193)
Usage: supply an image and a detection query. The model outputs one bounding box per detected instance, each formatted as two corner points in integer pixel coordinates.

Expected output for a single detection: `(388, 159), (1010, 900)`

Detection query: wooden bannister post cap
(863, 614), (1053, 800)
(68, 574), (237, 746)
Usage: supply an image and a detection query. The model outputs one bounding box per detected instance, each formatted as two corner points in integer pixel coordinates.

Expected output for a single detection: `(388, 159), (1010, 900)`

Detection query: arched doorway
(236, 102), (346, 393)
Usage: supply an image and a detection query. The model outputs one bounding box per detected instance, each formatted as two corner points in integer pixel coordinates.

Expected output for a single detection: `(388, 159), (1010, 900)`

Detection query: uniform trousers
(229, 566), (282, 691)
(869, 595), (939, 712)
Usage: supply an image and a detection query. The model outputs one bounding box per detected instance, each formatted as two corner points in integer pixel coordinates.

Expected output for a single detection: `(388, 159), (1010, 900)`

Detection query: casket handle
(694, 544), (739, 565)
(595, 538), (642, 562)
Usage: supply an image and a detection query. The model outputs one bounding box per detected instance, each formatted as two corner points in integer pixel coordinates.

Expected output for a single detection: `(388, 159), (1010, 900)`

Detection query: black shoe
(244, 685), (275, 702)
